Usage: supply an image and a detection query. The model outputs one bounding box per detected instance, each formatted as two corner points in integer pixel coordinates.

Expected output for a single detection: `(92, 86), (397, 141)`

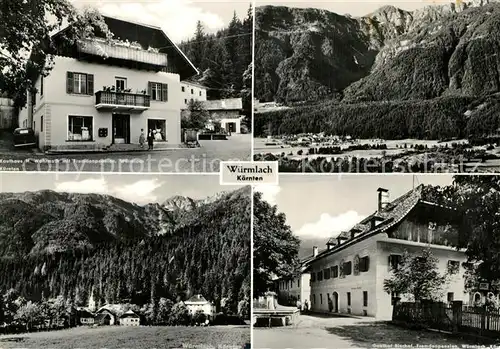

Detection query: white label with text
(220, 161), (278, 185)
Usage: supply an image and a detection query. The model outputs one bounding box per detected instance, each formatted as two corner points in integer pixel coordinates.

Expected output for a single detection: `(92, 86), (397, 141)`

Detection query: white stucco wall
(181, 82), (207, 109)
(120, 317), (140, 326)
(185, 302), (216, 318)
(375, 237), (468, 319)
(35, 56), (182, 148)
(309, 234), (379, 317)
(308, 233), (468, 319)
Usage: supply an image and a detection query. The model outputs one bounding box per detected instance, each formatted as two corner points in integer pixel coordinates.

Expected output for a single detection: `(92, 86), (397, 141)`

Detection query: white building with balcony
(18, 15), (198, 151)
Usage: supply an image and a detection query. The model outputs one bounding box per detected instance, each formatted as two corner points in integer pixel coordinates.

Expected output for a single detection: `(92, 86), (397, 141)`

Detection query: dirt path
(253, 314), (483, 349)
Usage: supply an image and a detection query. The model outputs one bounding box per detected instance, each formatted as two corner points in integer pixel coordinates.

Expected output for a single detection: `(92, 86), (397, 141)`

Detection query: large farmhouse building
(19, 15), (198, 152)
(308, 185), (468, 319)
(276, 185), (471, 320)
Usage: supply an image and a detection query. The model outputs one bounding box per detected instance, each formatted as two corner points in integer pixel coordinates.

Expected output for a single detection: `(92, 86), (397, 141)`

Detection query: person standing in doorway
(139, 129), (145, 149)
(147, 129), (154, 150)
(328, 296), (334, 312)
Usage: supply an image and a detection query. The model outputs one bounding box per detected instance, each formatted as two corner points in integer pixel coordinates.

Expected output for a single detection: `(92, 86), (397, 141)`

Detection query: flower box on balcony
(77, 38), (168, 67)
(95, 90), (150, 112)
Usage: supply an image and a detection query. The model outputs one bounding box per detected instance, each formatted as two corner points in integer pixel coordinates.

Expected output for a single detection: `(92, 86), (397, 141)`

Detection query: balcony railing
(95, 91), (151, 112)
(77, 39), (168, 67)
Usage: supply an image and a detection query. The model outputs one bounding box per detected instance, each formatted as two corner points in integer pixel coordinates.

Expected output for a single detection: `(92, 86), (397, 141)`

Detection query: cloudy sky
(0, 173), (240, 205)
(71, 0), (252, 42)
(256, 0), (453, 16)
(256, 174), (454, 241)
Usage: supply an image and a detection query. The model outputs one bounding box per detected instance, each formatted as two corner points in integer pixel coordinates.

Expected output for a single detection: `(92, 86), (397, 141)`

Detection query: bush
(212, 313), (246, 326)
(192, 310), (207, 325)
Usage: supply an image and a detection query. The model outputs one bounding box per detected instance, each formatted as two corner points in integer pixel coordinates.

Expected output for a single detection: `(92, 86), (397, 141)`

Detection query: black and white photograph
(0, 173), (251, 348)
(253, 0), (500, 173)
(253, 175), (500, 348)
(0, 0), (253, 173)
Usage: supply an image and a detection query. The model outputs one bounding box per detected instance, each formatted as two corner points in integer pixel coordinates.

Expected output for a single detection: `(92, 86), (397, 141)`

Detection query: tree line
(179, 5), (253, 126)
(0, 189), (251, 322)
(254, 96), (476, 140)
(0, 290), (247, 334)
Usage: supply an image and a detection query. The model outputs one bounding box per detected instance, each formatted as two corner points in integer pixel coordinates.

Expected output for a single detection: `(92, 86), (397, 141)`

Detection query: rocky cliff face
(346, 2), (500, 101)
(255, 1), (500, 104)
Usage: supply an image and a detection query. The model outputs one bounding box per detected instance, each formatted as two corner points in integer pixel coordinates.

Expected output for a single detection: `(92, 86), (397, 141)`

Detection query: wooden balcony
(95, 91), (150, 112)
(77, 39), (168, 68)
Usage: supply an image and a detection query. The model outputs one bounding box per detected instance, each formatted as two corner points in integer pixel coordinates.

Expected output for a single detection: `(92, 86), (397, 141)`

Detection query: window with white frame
(66, 72), (93, 95)
(152, 83), (161, 100)
(115, 77), (127, 92)
(68, 116), (93, 141)
(75, 74), (86, 93)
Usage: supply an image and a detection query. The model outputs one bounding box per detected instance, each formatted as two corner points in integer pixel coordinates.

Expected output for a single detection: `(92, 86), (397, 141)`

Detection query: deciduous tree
(383, 248), (449, 301)
(253, 191), (300, 297)
(0, 1), (111, 107)
(181, 100), (209, 130)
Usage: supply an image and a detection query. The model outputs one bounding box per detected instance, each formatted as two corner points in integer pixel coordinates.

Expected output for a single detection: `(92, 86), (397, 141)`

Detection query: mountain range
(0, 187), (251, 311)
(255, 0), (500, 104)
(0, 189), (242, 258)
(254, 1), (500, 140)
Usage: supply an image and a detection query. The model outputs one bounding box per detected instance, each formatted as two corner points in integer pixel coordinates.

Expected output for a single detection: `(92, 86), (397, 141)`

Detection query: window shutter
(162, 83), (168, 102)
(148, 82), (153, 97)
(87, 74), (94, 95)
(67, 72), (74, 94)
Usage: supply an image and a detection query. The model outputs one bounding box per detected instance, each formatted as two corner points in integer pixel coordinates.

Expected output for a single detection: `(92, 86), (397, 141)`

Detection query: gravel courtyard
(0, 134), (251, 173)
(253, 314), (488, 349)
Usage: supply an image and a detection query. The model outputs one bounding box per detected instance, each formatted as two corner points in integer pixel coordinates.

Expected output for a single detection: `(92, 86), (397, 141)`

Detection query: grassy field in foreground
(0, 325), (250, 349)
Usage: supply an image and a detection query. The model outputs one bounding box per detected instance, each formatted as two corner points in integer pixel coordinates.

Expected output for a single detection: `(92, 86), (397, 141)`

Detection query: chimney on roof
(313, 246), (318, 257)
(377, 188), (389, 211)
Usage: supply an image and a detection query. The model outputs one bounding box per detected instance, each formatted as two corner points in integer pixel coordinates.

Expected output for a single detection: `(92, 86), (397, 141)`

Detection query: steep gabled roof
(120, 310), (139, 318)
(51, 14), (198, 80)
(181, 80), (207, 89)
(96, 307), (117, 317)
(203, 98), (243, 111)
(348, 184), (423, 237)
(311, 185), (427, 263)
(186, 294), (209, 303)
(77, 309), (94, 318)
(101, 15), (198, 79)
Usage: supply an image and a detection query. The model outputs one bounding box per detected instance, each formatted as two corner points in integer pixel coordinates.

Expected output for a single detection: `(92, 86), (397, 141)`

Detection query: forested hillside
(255, 96), (475, 139)
(179, 6), (253, 116)
(254, 1), (500, 139)
(0, 187), (251, 315)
